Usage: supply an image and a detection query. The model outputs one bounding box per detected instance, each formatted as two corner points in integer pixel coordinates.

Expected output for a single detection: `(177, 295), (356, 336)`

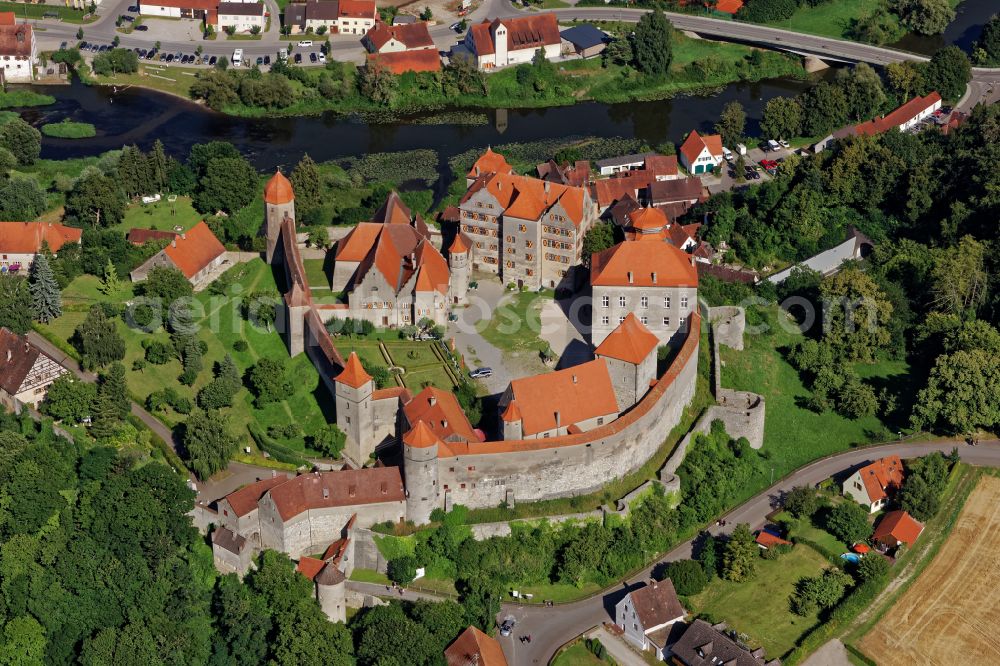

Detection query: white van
(298, 40), (313, 47)
(722, 147), (734, 161)
(232, 48), (243, 67)
(735, 143), (747, 156)
(767, 139), (781, 152)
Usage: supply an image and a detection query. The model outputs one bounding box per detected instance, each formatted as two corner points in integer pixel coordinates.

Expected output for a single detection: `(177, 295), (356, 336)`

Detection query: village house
(457, 14), (561, 70)
(460, 150), (599, 290)
(445, 626), (508, 666)
(756, 527), (792, 550)
(130, 221), (227, 286)
(590, 239), (699, 346)
(814, 92), (942, 151)
(498, 359), (620, 440)
(614, 578), (686, 659)
(0, 327), (68, 411)
(140, 0), (217, 23)
(843, 454), (904, 513)
(647, 177), (705, 218)
(560, 23), (608, 59)
(363, 21), (434, 53)
(536, 159), (591, 188)
(0, 12), (36, 83)
(0, 221), (82, 273)
(679, 130), (724, 175)
(217, 1), (266, 33)
(596, 152), (679, 179)
(285, 0), (377, 35)
(873, 509), (923, 550)
(671, 619), (780, 666)
(331, 193), (453, 328)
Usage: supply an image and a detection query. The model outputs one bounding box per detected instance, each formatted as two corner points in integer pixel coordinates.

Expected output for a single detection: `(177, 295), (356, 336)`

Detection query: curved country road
(500, 438), (1000, 665)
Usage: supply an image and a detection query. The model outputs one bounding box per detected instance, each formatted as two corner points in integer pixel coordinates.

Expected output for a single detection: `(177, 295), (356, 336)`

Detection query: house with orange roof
(459, 149), (599, 290)
(458, 14), (561, 70)
(815, 92), (942, 152)
(843, 455), (905, 513)
(445, 626), (508, 666)
(284, 0), (377, 35)
(364, 20), (434, 53)
(366, 49), (442, 75)
(0, 12), (36, 83)
(465, 147), (513, 186)
(873, 509), (923, 549)
(498, 358), (619, 439)
(590, 240), (699, 346)
(331, 192), (453, 328)
(679, 130), (724, 175)
(0, 221), (82, 273)
(130, 220), (227, 287)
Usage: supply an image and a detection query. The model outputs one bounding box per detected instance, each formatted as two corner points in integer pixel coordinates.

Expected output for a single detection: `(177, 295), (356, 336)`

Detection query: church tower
(264, 170), (295, 265)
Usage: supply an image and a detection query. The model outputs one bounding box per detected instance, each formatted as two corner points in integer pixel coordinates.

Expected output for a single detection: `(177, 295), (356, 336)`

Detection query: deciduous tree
(183, 409), (239, 479)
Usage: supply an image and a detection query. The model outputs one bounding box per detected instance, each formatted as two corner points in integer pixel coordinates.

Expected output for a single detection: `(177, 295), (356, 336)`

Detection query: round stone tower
(402, 420), (440, 525)
(314, 564), (346, 624)
(263, 170), (295, 265)
(500, 400), (523, 440)
(447, 232), (471, 305)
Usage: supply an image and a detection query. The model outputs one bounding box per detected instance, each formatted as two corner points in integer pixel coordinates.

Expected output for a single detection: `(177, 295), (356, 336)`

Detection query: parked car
(469, 367), (493, 379)
(309, 52), (317, 63)
(135, 24), (148, 31)
(59, 41), (67, 50)
(778, 139), (790, 149)
(128, 4), (139, 11)
(297, 40), (313, 47)
(208, 55), (217, 65)
(499, 616), (516, 637)
(263, 55), (271, 65)
(165, 53), (174, 62)
(79, 41), (88, 50)
(317, 52), (326, 63)
(120, 14), (134, 22)
(256, 56), (264, 65)
(147, 49), (158, 60)
(450, 22), (462, 32)
(98, 44), (109, 52)
(294, 53), (302, 63)
(766, 139), (781, 152)
(722, 146), (734, 161)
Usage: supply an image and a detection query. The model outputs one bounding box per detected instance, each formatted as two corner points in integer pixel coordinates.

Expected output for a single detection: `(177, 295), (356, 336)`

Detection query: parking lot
(703, 142), (796, 195)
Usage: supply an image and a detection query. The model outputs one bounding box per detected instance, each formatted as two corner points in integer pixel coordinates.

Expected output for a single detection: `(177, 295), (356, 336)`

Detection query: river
(892, 0), (994, 55)
(21, 76), (818, 169)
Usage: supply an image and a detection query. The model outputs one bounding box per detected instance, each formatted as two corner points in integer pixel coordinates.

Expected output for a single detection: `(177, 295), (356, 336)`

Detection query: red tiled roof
(0, 23), (31, 57)
(449, 231), (471, 255)
(715, 0), (744, 14)
(365, 21), (434, 51)
(0, 12), (14, 25)
(296, 556), (327, 581)
(367, 49), (441, 75)
(500, 399), (521, 422)
(467, 148), (513, 179)
(855, 92), (942, 136)
(127, 228), (179, 245)
(403, 420), (441, 448)
(630, 579), (685, 630)
(591, 240), (698, 287)
(163, 221), (226, 279)
(505, 359), (619, 436)
(0, 327), (41, 395)
(266, 467), (405, 521)
(223, 474), (291, 517)
(463, 171), (589, 228)
(595, 313), (660, 364)
(680, 130), (723, 166)
(756, 530), (792, 548)
(0, 222), (82, 254)
(335, 220), (447, 294)
(445, 626), (508, 666)
(873, 510), (923, 547)
(335, 352), (372, 389)
(857, 455), (904, 503)
(644, 154), (678, 178)
(337, 0), (375, 19)
(593, 172), (651, 208)
(403, 386), (478, 443)
(264, 170), (294, 205)
(627, 207), (668, 232)
(371, 190), (412, 226)
(469, 21), (495, 56)
(648, 177), (705, 206)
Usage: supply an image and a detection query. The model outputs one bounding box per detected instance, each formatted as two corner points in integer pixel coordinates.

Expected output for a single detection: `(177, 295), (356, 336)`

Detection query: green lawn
(42, 259), (335, 456)
(774, 510), (850, 558)
(552, 640), (608, 666)
(0, 0), (94, 23)
(116, 196), (203, 236)
(477, 289), (552, 357)
(763, 0), (898, 41)
(688, 544), (831, 658)
(332, 338), (458, 391)
(720, 305), (913, 487)
(302, 258), (331, 290)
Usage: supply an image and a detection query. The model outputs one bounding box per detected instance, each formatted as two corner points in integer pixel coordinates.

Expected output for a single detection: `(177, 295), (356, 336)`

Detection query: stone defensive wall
(273, 220), (702, 509)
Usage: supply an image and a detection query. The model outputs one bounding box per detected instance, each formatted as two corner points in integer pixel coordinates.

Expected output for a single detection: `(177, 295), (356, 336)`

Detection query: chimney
(652, 272), (657, 284)
(348, 485), (357, 497)
(441, 419), (448, 429)
(627, 271), (633, 284)
(6, 349), (10, 363)
(571, 374), (577, 384)
(554, 411), (561, 427)
(181, 233), (186, 240)
(322, 487), (329, 499)
(380, 482), (387, 494)
(544, 181), (550, 194)
(171, 240), (177, 248)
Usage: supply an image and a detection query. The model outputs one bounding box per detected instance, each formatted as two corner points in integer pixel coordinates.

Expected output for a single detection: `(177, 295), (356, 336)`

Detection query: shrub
(232, 339), (248, 352)
(387, 556), (418, 584)
(144, 340), (174, 365)
(661, 559), (707, 596)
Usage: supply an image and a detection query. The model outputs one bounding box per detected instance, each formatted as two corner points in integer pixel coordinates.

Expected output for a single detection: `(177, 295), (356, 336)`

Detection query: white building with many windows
(590, 239), (699, 346)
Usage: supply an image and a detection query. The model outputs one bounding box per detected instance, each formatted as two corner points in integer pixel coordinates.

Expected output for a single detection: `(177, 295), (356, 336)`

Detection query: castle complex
(209, 152), (702, 613)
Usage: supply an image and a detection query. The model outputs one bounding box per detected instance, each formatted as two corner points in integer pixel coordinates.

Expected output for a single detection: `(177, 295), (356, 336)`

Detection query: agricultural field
(858, 476), (1000, 666)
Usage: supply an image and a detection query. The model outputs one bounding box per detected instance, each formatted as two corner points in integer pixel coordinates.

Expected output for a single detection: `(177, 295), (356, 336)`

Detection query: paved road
(500, 439), (1000, 665)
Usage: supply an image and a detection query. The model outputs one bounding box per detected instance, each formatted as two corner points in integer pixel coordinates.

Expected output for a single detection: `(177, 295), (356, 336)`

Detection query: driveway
(500, 438), (1000, 665)
(447, 278), (517, 395)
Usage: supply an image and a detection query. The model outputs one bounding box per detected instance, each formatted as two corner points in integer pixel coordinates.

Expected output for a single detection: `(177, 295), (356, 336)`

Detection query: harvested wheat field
(858, 475), (1000, 666)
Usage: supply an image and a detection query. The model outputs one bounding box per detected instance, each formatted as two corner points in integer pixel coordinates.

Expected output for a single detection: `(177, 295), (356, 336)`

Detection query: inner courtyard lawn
(687, 544), (831, 658)
(114, 196), (203, 236)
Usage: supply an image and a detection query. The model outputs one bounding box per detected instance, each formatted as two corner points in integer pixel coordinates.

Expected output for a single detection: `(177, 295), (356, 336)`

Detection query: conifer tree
(28, 253), (62, 322)
(99, 258), (123, 299)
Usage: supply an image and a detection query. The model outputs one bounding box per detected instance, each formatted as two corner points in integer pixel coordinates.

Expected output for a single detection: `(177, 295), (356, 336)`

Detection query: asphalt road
(501, 439), (1000, 665)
